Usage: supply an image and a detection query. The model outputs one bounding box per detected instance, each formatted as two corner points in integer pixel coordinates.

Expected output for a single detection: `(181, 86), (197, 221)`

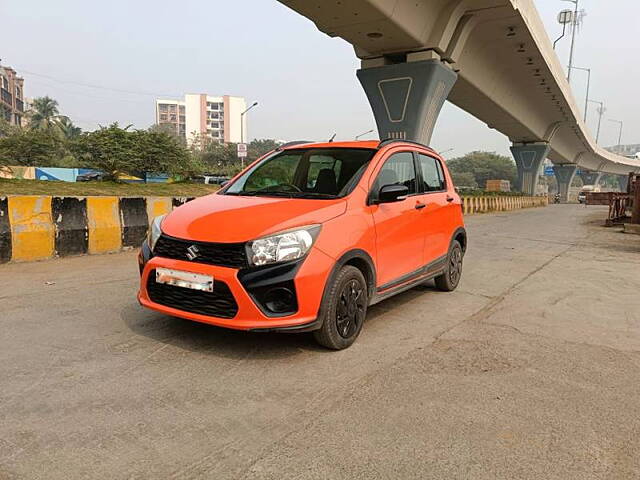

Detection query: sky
(3, 0), (639, 158)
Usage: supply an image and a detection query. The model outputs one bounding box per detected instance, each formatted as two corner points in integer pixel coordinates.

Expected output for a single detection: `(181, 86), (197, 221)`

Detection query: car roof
(280, 140), (380, 150)
(278, 139), (439, 155)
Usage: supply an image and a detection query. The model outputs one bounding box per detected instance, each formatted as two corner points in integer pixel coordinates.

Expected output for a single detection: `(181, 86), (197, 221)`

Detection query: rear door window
(417, 153), (446, 192)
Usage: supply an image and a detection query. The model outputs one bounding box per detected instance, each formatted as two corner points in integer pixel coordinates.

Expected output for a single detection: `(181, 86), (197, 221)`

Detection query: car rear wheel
(434, 240), (463, 292)
(313, 266), (368, 350)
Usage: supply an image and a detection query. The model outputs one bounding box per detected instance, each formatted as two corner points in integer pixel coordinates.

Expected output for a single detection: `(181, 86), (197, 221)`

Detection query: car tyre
(314, 265), (368, 350)
(434, 240), (463, 292)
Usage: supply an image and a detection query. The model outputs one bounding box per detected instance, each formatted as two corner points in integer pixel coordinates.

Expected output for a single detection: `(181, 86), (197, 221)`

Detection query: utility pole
(568, 66), (590, 122)
(608, 119), (623, 152)
(565, 0), (580, 83)
(239, 102), (258, 168)
(588, 100), (605, 143)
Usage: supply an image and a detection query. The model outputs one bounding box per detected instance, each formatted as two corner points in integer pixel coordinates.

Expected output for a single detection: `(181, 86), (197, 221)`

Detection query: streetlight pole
(355, 129), (374, 140)
(568, 66), (590, 122)
(608, 119), (623, 152)
(239, 101), (258, 167)
(564, 0), (580, 83)
(588, 100), (605, 143)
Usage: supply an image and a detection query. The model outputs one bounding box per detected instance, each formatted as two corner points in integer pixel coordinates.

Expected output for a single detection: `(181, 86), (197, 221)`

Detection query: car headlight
(246, 225), (321, 266)
(148, 214), (166, 251)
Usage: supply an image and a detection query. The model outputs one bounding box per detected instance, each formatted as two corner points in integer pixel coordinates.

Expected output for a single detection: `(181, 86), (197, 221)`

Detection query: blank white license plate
(155, 268), (214, 292)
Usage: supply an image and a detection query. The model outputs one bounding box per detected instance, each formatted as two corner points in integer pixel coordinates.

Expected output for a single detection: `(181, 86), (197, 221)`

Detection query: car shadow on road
(120, 283), (438, 360)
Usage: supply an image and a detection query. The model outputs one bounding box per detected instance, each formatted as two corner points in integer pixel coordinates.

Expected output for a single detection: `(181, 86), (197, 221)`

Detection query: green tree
(70, 123), (138, 180)
(195, 141), (238, 171)
(247, 139), (282, 162)
(0, 128), (67, 166)
(70, 123), (198, 180)
(131, 129), (199, 178)
(28, 96), (68, 132)
(447, 151), (517, 190)
(57, 117), (82, 139)
(450, 171), (477, 188)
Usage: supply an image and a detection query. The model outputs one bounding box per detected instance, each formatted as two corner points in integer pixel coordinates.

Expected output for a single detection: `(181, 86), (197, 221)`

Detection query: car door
(369, 151), (425, 289)
(415, 152), (451, 264)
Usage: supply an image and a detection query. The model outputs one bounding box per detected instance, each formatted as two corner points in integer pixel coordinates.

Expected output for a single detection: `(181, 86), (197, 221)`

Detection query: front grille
(146, 270), (239, 318)
(153, 235), (247, 268)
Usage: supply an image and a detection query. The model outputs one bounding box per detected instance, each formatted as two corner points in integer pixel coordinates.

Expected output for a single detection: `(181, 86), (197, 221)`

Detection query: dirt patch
(413, 339), (526, 375)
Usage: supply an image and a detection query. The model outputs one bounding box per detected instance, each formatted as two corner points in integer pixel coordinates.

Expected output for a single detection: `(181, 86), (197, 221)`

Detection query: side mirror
(220, 181), (229, 187)
(378, 184), (409, 203)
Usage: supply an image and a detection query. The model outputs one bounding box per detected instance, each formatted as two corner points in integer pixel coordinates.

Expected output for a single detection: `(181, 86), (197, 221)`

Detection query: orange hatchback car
(138, 139), (466, 349)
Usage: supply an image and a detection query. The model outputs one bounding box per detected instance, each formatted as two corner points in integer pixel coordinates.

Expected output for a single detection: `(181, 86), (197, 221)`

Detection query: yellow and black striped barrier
(0, 196), (194, 263)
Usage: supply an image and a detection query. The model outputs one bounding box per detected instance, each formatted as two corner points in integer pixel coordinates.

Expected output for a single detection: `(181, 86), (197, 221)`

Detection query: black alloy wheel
(434, 240), (463, 292)
(314, 266), (368, 350)
(336, 279), (366, 338)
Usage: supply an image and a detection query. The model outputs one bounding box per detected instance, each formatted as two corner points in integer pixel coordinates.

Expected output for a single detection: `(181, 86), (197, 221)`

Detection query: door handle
(446, 196), (454, 202)
(415, 202), (426, 210)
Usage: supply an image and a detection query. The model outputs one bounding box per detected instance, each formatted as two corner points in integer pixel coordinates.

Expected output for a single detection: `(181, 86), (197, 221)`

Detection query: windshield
(223, 148), (376, 198)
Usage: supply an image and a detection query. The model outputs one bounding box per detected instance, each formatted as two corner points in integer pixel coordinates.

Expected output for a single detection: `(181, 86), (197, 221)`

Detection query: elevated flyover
(277, 0), (640, 195)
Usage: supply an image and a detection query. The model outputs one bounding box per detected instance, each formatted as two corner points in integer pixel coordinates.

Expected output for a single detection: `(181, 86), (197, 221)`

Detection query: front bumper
(137, 244), (334, 331)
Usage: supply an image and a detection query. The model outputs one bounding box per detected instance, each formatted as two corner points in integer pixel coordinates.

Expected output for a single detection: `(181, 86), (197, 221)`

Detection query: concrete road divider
(0, 195), (195, 263)
(0, 194), (544, 263)
(7, 196), (55, 262)
(0, 197), (11, 263)
(87, 197), (121, 254)
(53, 197), (88, 256)
(461, 195), (547, 215)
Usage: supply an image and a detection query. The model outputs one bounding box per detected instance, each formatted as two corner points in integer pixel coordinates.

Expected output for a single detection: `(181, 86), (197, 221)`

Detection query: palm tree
(57, 116), (82, 139)
(29, 96), (64, 131)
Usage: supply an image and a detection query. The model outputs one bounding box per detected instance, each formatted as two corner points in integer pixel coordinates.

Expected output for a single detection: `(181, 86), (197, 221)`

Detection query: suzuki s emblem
(186, 245), (200, 261)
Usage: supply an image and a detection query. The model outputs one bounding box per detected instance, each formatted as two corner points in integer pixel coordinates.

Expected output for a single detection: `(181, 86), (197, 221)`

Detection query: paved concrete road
(1, 205), (639, 479)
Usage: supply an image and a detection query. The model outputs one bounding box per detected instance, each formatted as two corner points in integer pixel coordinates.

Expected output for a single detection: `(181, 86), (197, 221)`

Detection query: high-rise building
(155, 99), (186, 139)
(155, 94), (247, 145)
(0, 64), (25, 127)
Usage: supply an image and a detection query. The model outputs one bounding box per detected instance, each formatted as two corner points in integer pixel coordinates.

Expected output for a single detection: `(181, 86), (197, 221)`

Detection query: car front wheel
(313, 265), (368, 350)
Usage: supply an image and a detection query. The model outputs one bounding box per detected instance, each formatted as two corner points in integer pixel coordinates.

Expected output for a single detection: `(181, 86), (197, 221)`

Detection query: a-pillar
(579, 170), (603, 187)
(510, 143), (550, 196)
(552, 164), (578, 203)
(617, 174), (629, 193)
(357, 58), (458, 144)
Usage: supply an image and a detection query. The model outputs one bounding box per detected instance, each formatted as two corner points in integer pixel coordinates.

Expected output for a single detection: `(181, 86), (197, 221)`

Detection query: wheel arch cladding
(452, 227), (467, 253)
(332, 249), (377, 299)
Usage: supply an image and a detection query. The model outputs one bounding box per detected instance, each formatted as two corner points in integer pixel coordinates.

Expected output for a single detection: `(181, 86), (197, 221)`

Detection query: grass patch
(0, 178), (220, 197)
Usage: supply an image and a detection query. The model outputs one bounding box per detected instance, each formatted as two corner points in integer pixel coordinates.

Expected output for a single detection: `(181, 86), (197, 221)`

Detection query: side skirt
(369, 255), (447, 306)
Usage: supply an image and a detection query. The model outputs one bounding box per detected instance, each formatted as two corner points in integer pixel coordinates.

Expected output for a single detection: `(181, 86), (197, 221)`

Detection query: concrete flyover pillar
(552, 164), (578, 203)
(356, 59), (458, 144)
(579, 170), (603, 187)
(510, 143), (550, 196)
(618, 174), (629, 192)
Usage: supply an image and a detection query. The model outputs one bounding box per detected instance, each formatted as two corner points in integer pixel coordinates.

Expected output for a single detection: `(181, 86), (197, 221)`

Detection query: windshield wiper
(288, 192), (338, 199)
(234, 191), (296, 197)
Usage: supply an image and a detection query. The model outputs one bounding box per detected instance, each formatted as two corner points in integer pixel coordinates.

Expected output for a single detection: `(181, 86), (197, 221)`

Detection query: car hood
(161, 194), (347, 243)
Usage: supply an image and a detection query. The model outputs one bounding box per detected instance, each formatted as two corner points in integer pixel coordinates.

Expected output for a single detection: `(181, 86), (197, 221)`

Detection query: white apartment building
(155, 94), (247, 145)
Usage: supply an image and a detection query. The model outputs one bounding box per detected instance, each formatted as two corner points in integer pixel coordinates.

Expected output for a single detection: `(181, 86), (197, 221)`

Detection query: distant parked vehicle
(204, 175), (231, 185)
(76, 172), (104, 182)
(578, 184), (600, 204)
